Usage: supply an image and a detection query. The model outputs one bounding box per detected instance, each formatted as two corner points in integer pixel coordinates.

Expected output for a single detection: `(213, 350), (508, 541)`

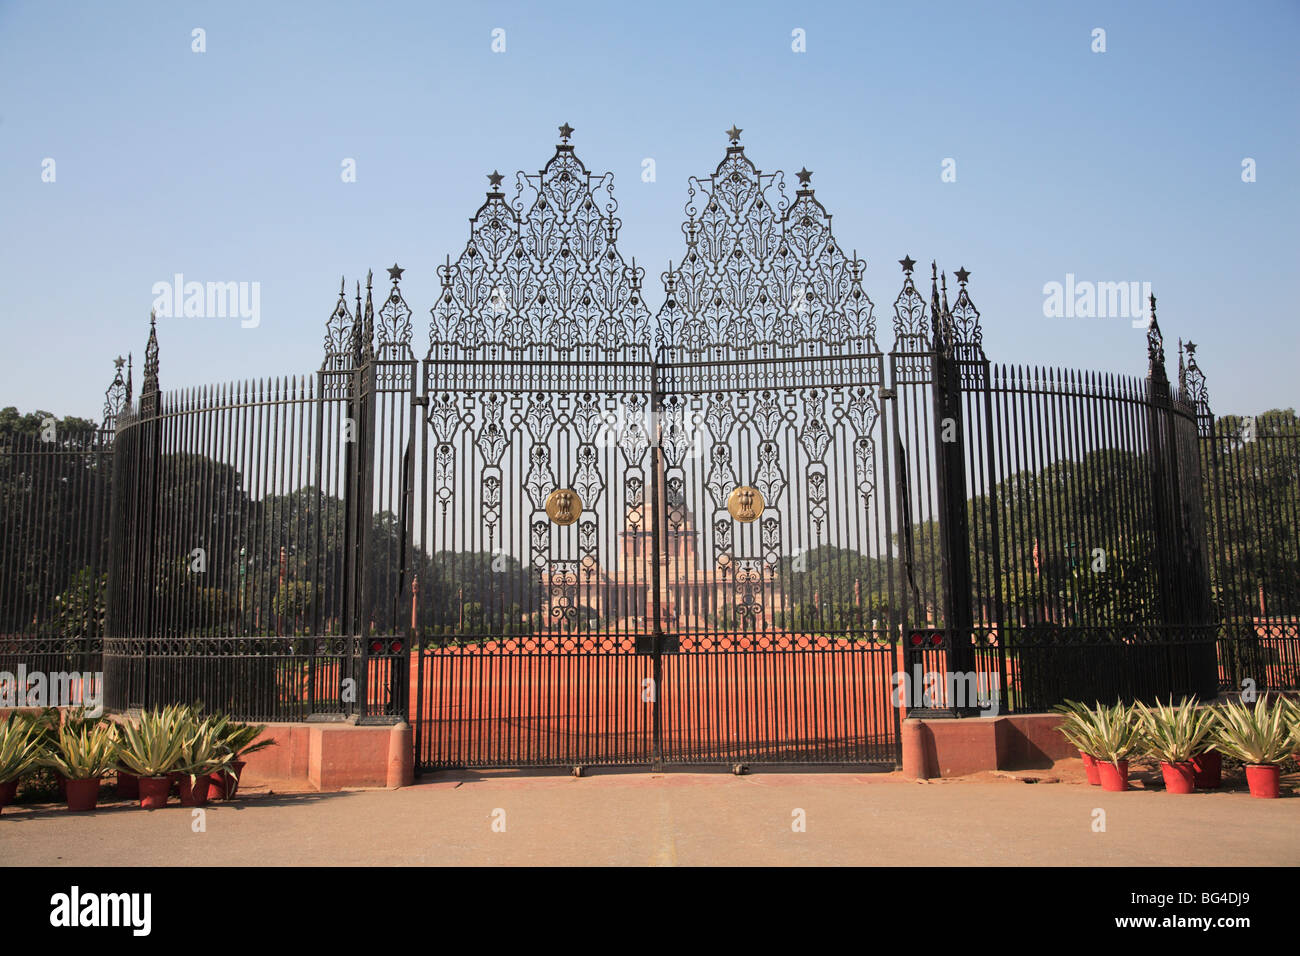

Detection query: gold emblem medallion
(546, 488), (582, 525)
(727, 486), (764, 523)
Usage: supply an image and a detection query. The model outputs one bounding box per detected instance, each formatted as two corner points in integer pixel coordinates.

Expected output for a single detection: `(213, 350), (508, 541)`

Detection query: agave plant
(44, 722), (119, 780)
(1085, 701), (1143, 766)
(117, 705), (188, 778)
(1053, 699), (1101, 757)
(0, 714), (45, 783)
(1212, 696), (1294, 766)
(1134, 697), (1216, 764)
(177, 715), (234, 784)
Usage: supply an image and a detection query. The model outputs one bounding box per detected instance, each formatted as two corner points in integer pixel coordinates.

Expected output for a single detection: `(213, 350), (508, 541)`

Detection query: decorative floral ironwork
(656, 130), (874, 359)
(101, 355), (129, 433)
(429, 126), (651, 360)
(376, 263), (413, 358)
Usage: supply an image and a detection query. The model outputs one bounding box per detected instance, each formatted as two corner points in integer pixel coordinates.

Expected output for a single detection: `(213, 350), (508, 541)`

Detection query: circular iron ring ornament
(545, 488), (582, 526)
(727, 486), (765, 523)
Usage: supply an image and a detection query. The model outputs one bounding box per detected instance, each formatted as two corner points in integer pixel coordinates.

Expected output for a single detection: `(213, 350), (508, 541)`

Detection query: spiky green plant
(177, 714), (234, 784)
(117, 705), (187, 778)
(44, 722), (119, 780)
(1211, 697), (1294, 766)
(1134, 697), (1216, 763)
(0, 714), (46, 783)
(1077, 701), (1142, 766)
(1053, 699), (1101, 757)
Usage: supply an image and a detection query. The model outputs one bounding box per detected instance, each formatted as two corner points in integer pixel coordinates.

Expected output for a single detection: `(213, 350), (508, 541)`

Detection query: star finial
(726, 125), (743, 144)
(487, 170), (503, 188)
(558, 122), (574, 142)
(899, 255), (916, 275)
(387, 263), (404, 282)
(114, 355), (125, 369)
(1185, 340), (1197, 354)
(796, 167), (813, 186)
(954, 267), (971, 285)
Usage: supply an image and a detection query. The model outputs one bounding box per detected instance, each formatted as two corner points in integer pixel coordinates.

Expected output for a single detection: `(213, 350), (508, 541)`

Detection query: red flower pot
(1080, 752), (1101, 786)
(64, 777), (102, 812)
(0, 778), (18, 808)
(1097, 759), (1129, 792)
(178, 774), (211, 807)
(116, 769), (139, 800)
(1245, 764), (1281, 799)
(1160, 761), (1196, 794)
(138, 776), (171, 809)
(1191, 750), (1222, 789)
(213, 760), (247, 801)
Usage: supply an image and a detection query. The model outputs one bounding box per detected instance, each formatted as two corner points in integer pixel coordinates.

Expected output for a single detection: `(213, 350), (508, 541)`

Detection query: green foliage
(117, 705), (188, 777)
(43, 722), (119, 780)
(1054, 699), (1142, 765)
(1133, 697), (1215, 763)
(1211, 696), (1294, 765)
(0, 714), (46, 782)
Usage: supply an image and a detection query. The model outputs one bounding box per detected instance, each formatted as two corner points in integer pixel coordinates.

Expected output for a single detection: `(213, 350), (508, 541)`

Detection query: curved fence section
(103, 370), (407, 722)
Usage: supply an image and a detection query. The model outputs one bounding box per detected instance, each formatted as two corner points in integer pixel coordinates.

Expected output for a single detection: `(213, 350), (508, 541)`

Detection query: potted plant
(1134, 697), (1215, 794)
(176, 716), (231, 807)
(44, 722), (118, 812)
(1211, 696), (1293, 798)
(210, 720), (275, 800)
(117, 705), (187, 809)
(0, 715), (45, 813)
(1088, 701), (1142, 792)
(1053, 699), (1102, 786)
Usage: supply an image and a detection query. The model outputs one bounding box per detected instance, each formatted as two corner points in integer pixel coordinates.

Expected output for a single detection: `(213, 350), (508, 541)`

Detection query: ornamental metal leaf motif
(705, 392), (735, 443)
(660, 395), (691, 467)
(617, 393), (650, 466)
(752, 391), (781, 442)
(657, 132), (874, 360)
(892, 271), (928, 344)
(799, 389), (830, 462)
(376, 271), (414, 357)
(322, 279), (355, 371)
(476, 393), (508, 465)
(705, 444), (737, 510)
(754, 441), (785, 506)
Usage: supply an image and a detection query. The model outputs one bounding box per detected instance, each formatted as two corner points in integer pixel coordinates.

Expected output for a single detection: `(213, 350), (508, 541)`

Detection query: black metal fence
(2, 130), (1294, 770)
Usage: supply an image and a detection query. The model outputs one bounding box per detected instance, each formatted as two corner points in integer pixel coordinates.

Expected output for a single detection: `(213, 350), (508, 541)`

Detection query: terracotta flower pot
(1080, 752), (1101, 786)
(0, 778), (18, 808)
(1160, 761), (1196, 794)
(177, 774), (211, 807)
(215, 760), (247, 800)
(1191, 750), (1221, 789)
(116, 768), (139, 800)
(1245, 764), (1281, 799)
(65, 776), (102, 812)
(138, 776), (171, 809)
(1097, 759), (1129, 792)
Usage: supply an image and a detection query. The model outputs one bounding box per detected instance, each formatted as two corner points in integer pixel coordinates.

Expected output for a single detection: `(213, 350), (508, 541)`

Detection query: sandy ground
(2, 760), (1297, 866)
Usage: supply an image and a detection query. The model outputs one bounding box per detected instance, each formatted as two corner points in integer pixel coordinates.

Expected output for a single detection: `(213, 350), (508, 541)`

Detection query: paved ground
(3, 761), (1297, 866)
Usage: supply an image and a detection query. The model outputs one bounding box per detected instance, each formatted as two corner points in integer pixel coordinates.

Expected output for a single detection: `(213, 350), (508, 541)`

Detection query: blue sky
(1, 0), (1296, 420)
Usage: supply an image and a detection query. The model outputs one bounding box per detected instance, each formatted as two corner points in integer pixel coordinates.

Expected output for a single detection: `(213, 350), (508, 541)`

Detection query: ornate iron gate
(413, 130), (905, 769)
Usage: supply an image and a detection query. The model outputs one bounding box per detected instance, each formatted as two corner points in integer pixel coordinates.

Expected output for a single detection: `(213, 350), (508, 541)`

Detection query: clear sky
(1, 0), (1296, 421)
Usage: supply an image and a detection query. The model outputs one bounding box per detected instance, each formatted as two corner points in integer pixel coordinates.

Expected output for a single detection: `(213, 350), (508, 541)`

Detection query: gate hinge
(878, 386), (897, 400)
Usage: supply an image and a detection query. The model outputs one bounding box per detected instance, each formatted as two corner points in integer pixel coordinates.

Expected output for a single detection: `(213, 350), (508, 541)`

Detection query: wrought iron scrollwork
(429, 126), (651, 363)
(656, 131), (875, 361)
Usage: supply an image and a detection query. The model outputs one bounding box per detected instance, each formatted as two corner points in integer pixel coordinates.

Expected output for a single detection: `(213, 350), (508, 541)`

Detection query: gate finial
(726, 125), (743, 144)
